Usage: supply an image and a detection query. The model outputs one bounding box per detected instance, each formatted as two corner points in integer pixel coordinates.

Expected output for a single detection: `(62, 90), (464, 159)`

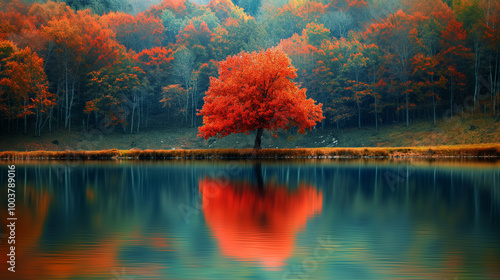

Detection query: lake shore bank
(1, 118), (499, 152)
(1, 144), (499, 159)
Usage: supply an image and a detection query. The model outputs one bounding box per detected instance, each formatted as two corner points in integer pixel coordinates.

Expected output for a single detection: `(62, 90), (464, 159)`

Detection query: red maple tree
(198, 47), (324, 149)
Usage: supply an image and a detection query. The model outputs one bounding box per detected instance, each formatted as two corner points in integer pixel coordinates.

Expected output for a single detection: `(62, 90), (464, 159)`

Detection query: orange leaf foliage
(207, 0), (252, 23)
(0, 44), (55, 120)
(146, 0), (190, 17)
(327, 0), (367, 12)
(176, 20), (214, 47)
(198, 47), (324, 139)
(134, 46), (174, 69)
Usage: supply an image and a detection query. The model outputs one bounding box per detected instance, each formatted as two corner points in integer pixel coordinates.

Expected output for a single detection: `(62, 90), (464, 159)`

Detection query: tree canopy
(198, 47), (324, 149)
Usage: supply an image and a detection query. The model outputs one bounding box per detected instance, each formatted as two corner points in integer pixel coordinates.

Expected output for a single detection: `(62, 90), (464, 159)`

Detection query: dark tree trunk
(254, 128), (263, 150)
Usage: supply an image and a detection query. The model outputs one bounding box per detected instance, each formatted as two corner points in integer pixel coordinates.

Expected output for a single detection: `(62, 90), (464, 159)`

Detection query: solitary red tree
(198, 47), (324, 149)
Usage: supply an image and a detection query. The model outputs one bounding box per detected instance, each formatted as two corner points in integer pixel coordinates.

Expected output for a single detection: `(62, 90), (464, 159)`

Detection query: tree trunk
(130, 96), (135, 134)
(254, 128), (264, 150)
(65, 61), (69, 129)
(40, 106), (51, 136)
(136, 100), (141, 134)
(473, 39), (480, 112)
(94, 111), (98, 128)
(68, 76), (77, 131)
(68, 85), (74, 131)
(397, 95), (400, 124)
(35, 108), (39, 136)
(432, 94), (436, 126)
(185, 88), (189, 125)
(406, 90), (409, 127)
(492, 51), (498, 116)
(191, 99), (194, 128)
(450, 76), (453, 119)
(57, 94), (60, 129)
(357, 100), (361, 128)
(86, 113), (90, 131)
(374, 95), (378, 130)
(24, 99), (27, 134)
(49, 107), (53, 132)
(145, 102), (149, 128)
(130, 106), (135, 134)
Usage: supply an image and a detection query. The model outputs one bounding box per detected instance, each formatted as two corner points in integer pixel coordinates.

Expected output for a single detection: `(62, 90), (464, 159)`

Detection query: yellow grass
(0, 144), (499, 159)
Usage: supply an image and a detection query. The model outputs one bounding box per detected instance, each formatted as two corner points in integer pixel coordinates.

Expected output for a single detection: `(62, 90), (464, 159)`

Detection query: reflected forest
(0, 161), (499, 279)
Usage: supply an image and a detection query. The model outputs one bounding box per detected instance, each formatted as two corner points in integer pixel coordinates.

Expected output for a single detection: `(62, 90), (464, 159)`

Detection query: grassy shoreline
(1, 144), (499, 160)
(1, 117), (499, 152)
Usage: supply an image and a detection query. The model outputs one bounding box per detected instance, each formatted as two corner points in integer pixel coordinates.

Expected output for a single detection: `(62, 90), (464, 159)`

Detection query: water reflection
(199, 164), (323, 269)
(0, 160), (498, 279)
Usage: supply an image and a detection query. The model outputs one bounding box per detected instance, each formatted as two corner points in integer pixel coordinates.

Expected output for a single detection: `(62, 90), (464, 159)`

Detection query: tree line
(0, 0), (499, 136)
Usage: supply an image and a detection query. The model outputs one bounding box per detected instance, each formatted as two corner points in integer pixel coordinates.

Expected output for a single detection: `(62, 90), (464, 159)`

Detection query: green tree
(85, 52), (147, 133)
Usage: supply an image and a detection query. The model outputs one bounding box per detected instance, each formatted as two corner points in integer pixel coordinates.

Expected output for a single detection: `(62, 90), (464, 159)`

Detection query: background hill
(0, 0), (498, 147)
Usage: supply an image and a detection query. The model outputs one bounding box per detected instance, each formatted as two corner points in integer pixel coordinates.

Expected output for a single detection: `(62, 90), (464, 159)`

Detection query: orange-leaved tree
(198, 47), (324, 150)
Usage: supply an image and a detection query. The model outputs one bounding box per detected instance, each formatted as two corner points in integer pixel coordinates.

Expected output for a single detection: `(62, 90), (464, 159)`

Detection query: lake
(0, 159), (499, 279)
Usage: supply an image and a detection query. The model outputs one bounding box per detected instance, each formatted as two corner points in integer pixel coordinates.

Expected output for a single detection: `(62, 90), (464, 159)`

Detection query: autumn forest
(0, 0), (499, 140)
(1, 2), (500, 278)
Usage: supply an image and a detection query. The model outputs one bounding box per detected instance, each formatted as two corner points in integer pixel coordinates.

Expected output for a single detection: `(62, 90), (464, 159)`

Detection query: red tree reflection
(199, 177), (323, 269)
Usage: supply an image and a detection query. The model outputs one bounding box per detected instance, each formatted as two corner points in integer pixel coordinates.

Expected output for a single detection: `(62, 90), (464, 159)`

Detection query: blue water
(0, 159), (499, 279)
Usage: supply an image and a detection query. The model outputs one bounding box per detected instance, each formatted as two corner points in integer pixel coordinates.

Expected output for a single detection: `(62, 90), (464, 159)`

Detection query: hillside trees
(85, 50), (147, 133)
(366, 10), (425, 127)
(314, 34), (382, 128)
(262, 0), (327, 45)
(0, 0), (499, 137)
(102, 11), (165, 53)
(481, 0), (500, 116)
(135, 46), (175, 124)
(160, 84), (188, 121)
(42, 9), (121, 131)
(0, 43), (56, 135)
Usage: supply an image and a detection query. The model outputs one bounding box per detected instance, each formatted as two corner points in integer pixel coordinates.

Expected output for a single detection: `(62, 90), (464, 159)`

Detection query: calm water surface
(0, 159), (499, 280)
